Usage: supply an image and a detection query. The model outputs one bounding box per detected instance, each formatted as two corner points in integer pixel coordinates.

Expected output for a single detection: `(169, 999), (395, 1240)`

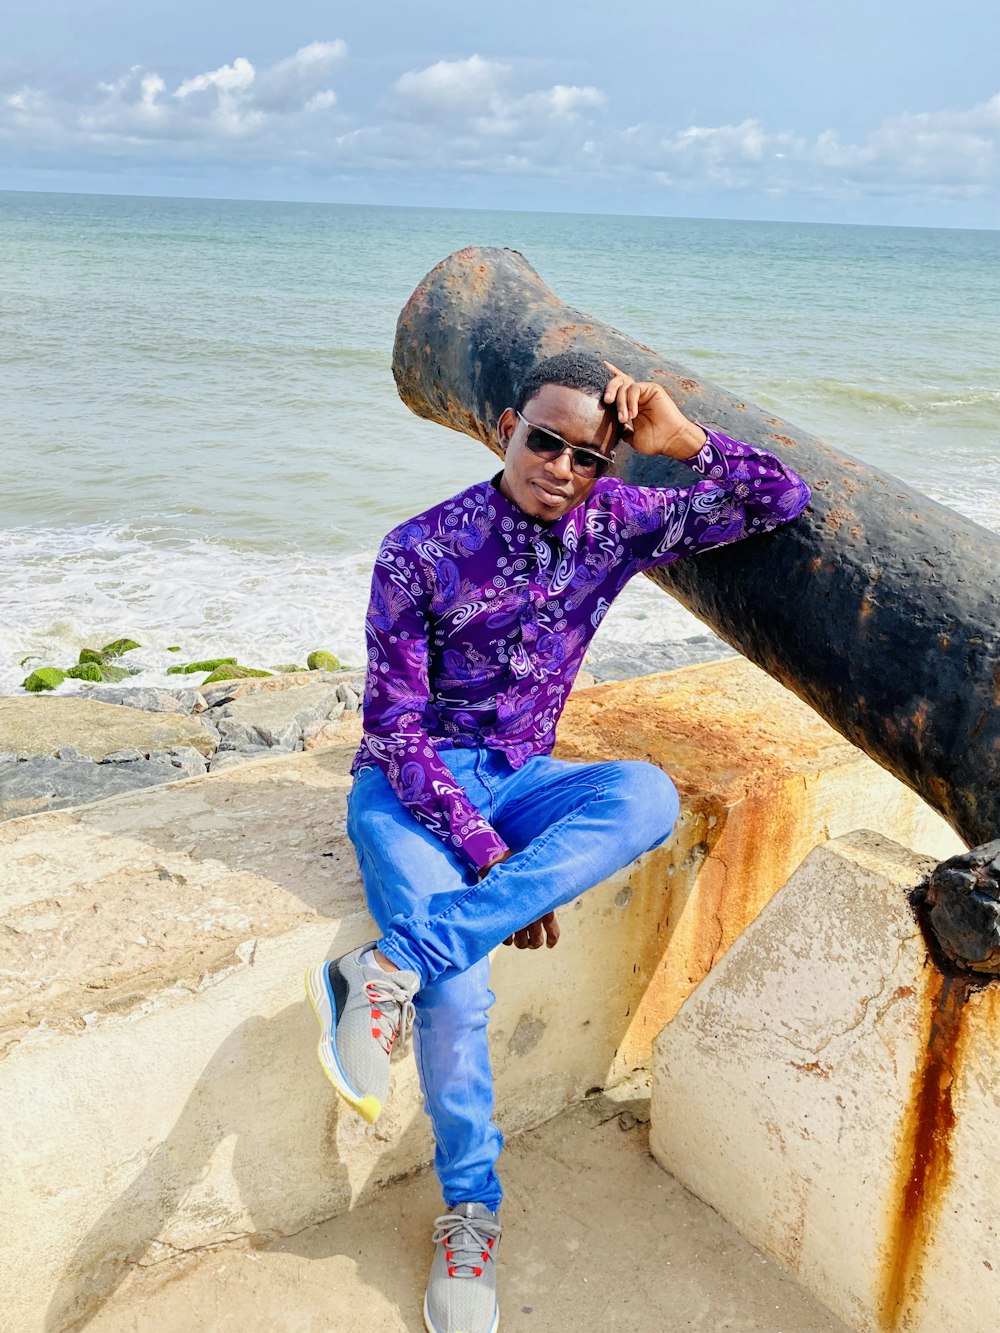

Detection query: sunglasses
(515, 411), (616, 478)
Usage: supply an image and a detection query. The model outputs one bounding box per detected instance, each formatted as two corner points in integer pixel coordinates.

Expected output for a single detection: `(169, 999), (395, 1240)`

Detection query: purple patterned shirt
(353, 428), (810, 871)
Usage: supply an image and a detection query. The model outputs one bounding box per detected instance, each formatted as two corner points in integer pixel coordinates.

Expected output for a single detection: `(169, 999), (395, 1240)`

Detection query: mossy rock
(166, 657), (237, 676)
(272, 663), (307, 673)
(201, 665), (274, 685)
(22, 667), (66, 693)
(66, 663), (104, 682)
(101, 638), (141, 658)
(99, 664), (131, 683)
(307, 651), (342, 672)
(78, 648), (109, 666)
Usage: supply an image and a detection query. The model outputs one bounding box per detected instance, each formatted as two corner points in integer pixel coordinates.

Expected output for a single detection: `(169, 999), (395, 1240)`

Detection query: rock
(0, 697), (217, 761)
(65, 663), (103, 683)
(198, 670), (365, 710)
(99, 749), (145, 764)
(215, 683), (348, 752)
(22, 668), (66, 693)
(97, 664), (131, 684)
(165, 746), (209, 778)
(100, 638), (141, 657)
(55, 747), (89, 762)
(215, 719), (268, 753)
(76, 687), (186, 714)
(208, 751), (259, 772)
(165, 657), (237, 676)
(201, 665), (273, 685)
(170, 689), (207, 713)
(335, 683), (361, 711)
(302, 711), (363, 751)
(271, 663), (307, 673)
(0, 753), (18, 765)
(78, 649), (108, 666)
(307, 651), (342, 672)
(0, 754), (180, 822)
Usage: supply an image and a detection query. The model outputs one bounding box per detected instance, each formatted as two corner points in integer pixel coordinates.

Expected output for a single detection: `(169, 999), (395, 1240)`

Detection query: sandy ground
(87, 1082), (851, 1333)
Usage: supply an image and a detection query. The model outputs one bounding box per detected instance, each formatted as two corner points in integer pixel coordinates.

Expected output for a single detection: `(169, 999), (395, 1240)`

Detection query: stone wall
(0, 660), (963, 1331)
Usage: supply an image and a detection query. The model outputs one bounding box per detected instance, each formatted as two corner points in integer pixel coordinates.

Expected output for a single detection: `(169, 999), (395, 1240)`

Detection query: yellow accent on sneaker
(304, 966), (384, 1124)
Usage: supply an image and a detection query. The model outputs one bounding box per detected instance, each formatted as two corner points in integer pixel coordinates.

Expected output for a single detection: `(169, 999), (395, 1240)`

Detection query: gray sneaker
(424, 1202), (501, 1333)
(305, 944), (418, 1125)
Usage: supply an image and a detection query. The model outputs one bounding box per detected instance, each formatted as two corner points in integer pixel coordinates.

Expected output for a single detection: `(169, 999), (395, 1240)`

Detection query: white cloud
(394, 55), (510, 121)
(0, 43), (996, 214)
(0, 41), (347, 152)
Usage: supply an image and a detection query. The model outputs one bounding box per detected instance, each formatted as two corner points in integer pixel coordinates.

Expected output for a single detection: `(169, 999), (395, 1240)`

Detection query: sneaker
(304, 944), (419, 1125)
(424, 1202), (501, 1333)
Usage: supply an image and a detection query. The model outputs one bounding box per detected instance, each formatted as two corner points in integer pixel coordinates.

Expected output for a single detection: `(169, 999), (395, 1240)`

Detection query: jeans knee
(614, 761), (678, 849)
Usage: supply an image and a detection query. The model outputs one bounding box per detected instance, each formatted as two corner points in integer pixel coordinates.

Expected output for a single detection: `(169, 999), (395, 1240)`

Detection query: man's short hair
(513, 351), (610, 414)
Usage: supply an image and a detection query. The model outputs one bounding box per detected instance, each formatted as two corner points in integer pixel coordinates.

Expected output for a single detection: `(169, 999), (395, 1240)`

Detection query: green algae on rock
(22, 668), (67, 693)
(201, 665), (274, 684)
(101, 638), (141, 658)
(166, 658), (238, 676)
(271, 664), (308, 673)
(307, 651), (342, 672)
(78, 648), (109, 666)
(66, 663), (103, 683)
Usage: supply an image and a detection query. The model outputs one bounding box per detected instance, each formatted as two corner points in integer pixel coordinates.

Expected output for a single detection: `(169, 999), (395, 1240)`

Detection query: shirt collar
(486, 473), (582, 553)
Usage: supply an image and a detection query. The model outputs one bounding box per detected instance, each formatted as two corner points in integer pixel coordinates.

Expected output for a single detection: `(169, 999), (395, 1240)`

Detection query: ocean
(2, 191), (998, 695)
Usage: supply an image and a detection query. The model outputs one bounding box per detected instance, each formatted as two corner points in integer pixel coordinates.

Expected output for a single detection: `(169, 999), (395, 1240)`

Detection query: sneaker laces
(365, 974), (416, 1056)
(431, 1210), (502, 1279)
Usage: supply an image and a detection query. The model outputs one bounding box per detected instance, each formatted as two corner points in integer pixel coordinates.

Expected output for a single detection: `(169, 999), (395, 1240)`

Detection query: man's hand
(503, 911), (560, 951)
(603, 361), (706, 461)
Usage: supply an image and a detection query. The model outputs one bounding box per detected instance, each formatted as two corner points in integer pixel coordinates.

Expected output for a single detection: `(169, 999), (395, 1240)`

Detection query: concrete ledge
(0, 660), (965, 1331)
(650, 830), (1000, 1333)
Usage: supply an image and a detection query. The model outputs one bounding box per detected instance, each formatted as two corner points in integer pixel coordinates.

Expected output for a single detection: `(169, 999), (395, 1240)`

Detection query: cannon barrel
(392, 246), (1000, 972)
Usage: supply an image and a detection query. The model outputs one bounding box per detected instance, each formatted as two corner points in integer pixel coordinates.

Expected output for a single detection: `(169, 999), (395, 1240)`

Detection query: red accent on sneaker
(371, 1008), (382, 1018)
(372, 1028), (382, 1038)
(446, 1251), (453, 1260)
(473, 1267), (483, 1277)
(448, 1266), (457, 1278)
(482, 1251), (489, 1261)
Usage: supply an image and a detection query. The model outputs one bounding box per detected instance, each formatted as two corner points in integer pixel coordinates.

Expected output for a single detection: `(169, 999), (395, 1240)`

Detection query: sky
(1, 0), (998, 228)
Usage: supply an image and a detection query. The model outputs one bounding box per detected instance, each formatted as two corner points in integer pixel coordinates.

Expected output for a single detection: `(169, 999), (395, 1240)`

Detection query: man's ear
(497, 407), (517, 453)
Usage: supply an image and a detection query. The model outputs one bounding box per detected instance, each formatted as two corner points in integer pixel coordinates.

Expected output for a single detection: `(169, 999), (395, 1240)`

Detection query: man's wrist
(658, 419), (707, 460)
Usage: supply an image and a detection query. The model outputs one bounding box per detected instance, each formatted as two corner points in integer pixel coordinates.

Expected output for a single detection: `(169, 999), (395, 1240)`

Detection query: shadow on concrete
(44, 974), (433, 1331)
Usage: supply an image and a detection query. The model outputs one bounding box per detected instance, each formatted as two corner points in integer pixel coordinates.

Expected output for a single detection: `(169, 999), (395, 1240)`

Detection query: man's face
(497, 384), (620, 522)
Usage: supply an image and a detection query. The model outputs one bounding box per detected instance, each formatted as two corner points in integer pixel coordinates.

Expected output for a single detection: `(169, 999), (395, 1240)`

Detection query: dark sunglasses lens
(524, 428), (611, 477)
(524, 429), (561, 459)
(571, 449), (606, 478)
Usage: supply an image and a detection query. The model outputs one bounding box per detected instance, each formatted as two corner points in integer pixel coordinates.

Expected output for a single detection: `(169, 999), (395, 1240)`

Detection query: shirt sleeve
(610, 427), (811, 570)
(357, 535), (510, 874)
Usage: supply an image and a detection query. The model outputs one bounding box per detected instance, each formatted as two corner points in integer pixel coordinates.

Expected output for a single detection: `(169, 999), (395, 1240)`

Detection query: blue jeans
(345, 747), (679, 1211)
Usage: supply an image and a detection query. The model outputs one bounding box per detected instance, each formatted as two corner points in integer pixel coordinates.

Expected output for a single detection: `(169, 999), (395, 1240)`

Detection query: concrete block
(556, 659), (963, 1062)
(0, 660), (966, 1331)
(650, 830), (1000, 1333)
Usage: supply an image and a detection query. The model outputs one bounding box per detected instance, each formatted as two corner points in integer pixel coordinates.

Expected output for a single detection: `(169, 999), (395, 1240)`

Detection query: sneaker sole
(423, 1293), (499, 1333)
(304, 964), (382, 1125)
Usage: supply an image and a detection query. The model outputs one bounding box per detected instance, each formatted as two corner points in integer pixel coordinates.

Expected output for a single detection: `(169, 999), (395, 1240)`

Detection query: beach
(2, 191), (998, 696)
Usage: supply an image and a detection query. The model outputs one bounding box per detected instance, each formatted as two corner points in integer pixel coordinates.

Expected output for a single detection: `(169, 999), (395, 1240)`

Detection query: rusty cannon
(391, 246), (1000, 975)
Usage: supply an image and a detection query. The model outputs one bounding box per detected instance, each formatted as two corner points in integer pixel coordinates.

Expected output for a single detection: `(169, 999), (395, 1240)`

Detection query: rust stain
(877, 969), (971, 1331)
(678, 377), (702, 394)
(771, 433), (797, 449)
(790, 1060), (832, 1078)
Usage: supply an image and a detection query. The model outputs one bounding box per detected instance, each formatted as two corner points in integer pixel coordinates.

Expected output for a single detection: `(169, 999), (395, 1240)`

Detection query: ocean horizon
(3, 189), (998, 695)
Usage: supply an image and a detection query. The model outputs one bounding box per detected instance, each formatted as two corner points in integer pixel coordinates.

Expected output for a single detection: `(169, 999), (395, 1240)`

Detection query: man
(306, 351), (810, 1332)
